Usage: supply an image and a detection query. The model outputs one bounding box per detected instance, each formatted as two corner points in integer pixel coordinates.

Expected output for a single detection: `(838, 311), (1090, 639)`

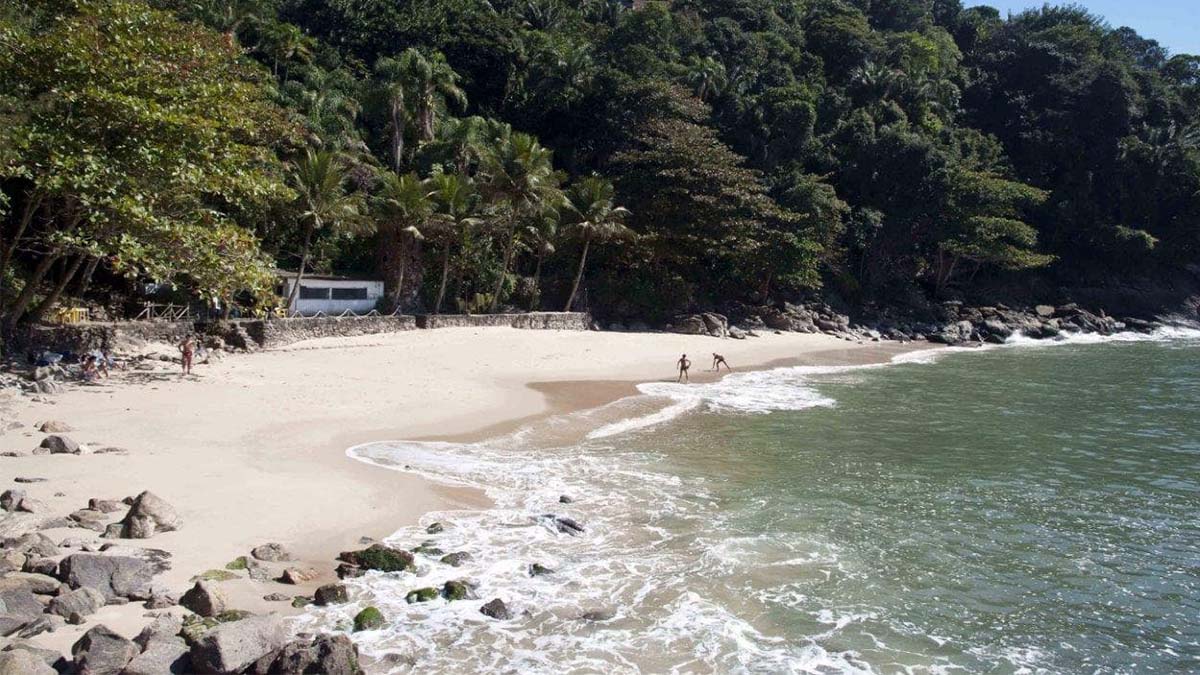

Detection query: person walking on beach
(677, 353), (691, 383)
(711, 353), (730, 372)
(179, 335), (195, 376)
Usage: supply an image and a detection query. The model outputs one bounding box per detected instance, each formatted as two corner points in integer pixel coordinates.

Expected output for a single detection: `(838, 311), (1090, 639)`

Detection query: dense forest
(2, 0), (1199, 324)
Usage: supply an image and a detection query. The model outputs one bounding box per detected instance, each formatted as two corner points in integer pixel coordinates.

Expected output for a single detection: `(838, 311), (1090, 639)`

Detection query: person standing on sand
(677, 353), (691, 383)
(179, 335), (195, 376)
(711, 353), (730, 372)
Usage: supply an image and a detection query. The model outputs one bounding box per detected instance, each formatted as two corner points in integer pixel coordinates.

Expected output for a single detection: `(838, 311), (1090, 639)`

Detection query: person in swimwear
(711, 353), (730, 372)
(677, 353), (691, 383)
(179, 335), (195, 375)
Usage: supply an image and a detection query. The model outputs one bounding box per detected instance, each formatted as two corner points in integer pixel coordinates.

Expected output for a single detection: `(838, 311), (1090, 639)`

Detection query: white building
(278, 272), (384, 316)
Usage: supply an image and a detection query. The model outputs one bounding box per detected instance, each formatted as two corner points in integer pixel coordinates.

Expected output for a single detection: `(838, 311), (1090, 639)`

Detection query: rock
(0, 572), (60, 595)
(424, 522), (444, 534)
(22, 557), (58, 577)
(0, 643), (64, 671)
(124, 639), (191, 675)
(117, 491), (180, 539)
(334, 563), (363, 579)
(144, 587), (178, 609)
(38, 435), (84, 455)
(581, 608), (616, 622)
(528, 563), (554, 577)
(0, 514), (43, 541)
(405, 587), (438, 604)
(0, 649), (56, 675)
(558, 495), (574, 504)
(700, 312), (729, 338)
(1035, 304), (1056, 318)
(133, 614), (184, 649)
(336, 544), (414, 573)
(245, 559), (272, 582)
(58, 554), (155, 601)
(87, 499), (125, 514)
(439, 552), (472, 567)
(262, 593), (289, 602)
(479, 598), (511, 620)
(278, 567), (318, 585)
(37, 421), (72, 433)
(541, 514), (584, 535)
(728, 326), (747, 340)
(352, 607), (384, 633)
(71, 624), (139, 675)
(0, 491), (24, 513)
(179, 581), (226, 617)
(11, 478), (46, 484)
(47, 587), (105, 619)
(2, 532), (57, 558)
(289, 596), (311, 608)
(441, 580), (474, 601)
(189, 615), (287, 674)
(313, 583), (348, 606)
(249, 543), (291, 562)
(252, 633), (364, 675)
(0, 614), (36, 638)
(0, 587), (43, 616)
(69, 509), (109, 533)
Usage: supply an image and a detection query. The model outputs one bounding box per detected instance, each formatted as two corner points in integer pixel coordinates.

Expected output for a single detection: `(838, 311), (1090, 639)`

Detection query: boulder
(71, 624), (139, 675)
(336, 544), (414, 573)
(37, 421), (72, 433)
(700, 312), (729, 338)
(124, 639), (191, 675)
(249, 543), (291, 563)
(0, 587), (43, 616)
(47, 587), (106, 619)
(352, 607), (383, 632)
(670, 315), (708, 336)
(528, 563), (554, 577)
(179, 581), (227, 618)
(479, 598), (511, 620)
(0, 515), (43, 542)
(262, 593), (289, 602)
(39, 435), (84, 455)
(278, 567), (318, 585)
(0, 643), (64, 671)
(117, 491), (180, 539)
(0, 491), (25, 513)
(87, 499), (125, 514)
(248, 633), (363, 675)
(441, 580), (474, 601)
(0, 572), (60, 595)
(424, 522), (444, 534)
(313, 583), (348, 606)
(439, 552), (472, 567)
(134, 614), (184, 649)
(541, 514), (584, 535)
(405, 587), (438, 604)
(188, 615), (287, 674)
(728, 326), (747, 340)
(581, 608), (617, 622)
(0, 649), (56, 675)
(69, 509), (109, 533)
(1034, 304), (1056, 318)
(58, 554), (155, 601)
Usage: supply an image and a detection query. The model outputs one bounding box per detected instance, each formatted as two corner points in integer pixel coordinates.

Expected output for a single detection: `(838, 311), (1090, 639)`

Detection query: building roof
(274, 270), (381, 282)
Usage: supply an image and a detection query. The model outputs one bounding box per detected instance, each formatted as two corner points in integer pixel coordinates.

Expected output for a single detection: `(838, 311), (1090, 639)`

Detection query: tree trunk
(391, 98), (405, 173)
(564, 236), (590, 312)
(0, 191), (43, 301)
(489, 227), (517, 313)
(74, 256), (100, 298)
(530, 247), (545, 311)
(434, 243), (452, 314)
(29, 253), (85, 323)
(284, 223), (315, 314)
(4, 251), (60, 327)
(394, 239), (409, 312)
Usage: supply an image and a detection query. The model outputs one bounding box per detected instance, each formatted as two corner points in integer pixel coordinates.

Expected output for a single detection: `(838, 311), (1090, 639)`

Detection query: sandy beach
(0, 326), (923, 658)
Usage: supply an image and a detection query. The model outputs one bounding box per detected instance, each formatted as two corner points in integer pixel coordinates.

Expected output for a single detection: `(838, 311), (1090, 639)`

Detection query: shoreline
(1, 327), (930, 659)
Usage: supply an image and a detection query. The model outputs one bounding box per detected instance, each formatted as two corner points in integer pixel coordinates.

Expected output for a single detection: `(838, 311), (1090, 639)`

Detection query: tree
(478, 132), (563, 312)
(427, 172), (482, 313)
(374, 49), (466, 173)
(284, 149), (364, 312)
(0, 0), (290, 325)
(375, 171), (434, 310)
(561, 176), (630, 311)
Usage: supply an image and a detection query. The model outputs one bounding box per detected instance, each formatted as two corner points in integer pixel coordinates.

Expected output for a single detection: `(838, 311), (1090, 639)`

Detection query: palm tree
(561, 176), (631, 312)
(285, 149), (364, 313)
(686, 55), (728, 101)
(374, 55), (413, 173)
(427, 172), (483, 314)
(525, 205), (559, 309)
(280, 68), (367, 157)
(478, 133), (563, 312)
(375, 172), (433, 311)
(263, 22), (315, 79)
(374, 49), (467, 172)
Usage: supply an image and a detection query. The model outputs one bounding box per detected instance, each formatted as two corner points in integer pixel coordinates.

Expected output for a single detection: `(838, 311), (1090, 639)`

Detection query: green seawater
(624, 337), (1200, 672)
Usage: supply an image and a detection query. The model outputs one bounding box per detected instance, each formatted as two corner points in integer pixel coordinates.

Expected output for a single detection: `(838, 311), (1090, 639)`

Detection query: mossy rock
(411, 543), (444, 556)
(338, 545), (415, 573)
(179, 615), (220, 644)
(353, 606), (385, 632)
(291, 595), (312, 608)
(441, 580), (473, 601)
(405, 587), (439, 604)
(425, 522), (445, 534)
(529, 563), (554, 577)
(439, 552), (472, 567)
(224, 556), (249, 571)
(191, 569), (239, 582)
(214, 609), (254, 622)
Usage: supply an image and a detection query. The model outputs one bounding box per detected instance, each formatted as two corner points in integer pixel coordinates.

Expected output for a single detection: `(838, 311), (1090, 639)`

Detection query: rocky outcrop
(188, 615), (287, 674)
(180, 580), (227, 617)
(47, 587), (106, 621)
(336, 544), (414, 574)
(71, 624), (139, 675)
(668, 313), (729, 338)
(58, 553), (154, 601)
(248, 633), (364, 675)
(0, 649), (56, 675)
(124, 638), (191, 675)
(116, 491), (180, 539)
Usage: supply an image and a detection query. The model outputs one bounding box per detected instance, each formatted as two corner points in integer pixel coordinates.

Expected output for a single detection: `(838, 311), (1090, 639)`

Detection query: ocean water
(298, 329), (1200, 674)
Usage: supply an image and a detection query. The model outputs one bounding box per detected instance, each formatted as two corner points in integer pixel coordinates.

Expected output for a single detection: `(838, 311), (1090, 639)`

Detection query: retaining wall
(235, 315), (418, 349)
(417, 312), (592, 331)
(9, 321), (191, 355)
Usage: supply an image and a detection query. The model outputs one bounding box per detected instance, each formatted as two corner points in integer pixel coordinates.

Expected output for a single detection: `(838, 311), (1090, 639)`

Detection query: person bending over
(711, 353), (730, 372)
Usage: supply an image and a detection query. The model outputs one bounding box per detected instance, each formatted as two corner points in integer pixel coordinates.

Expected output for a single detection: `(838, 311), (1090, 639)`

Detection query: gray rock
(480, 598), (512, 620)
(278, 567), (317, 585)
(250, 543), (291, 562)
(117, 491), (180, 539)
(0, 587), (43, 616)
(0, 514), (42, 541)
(313, 583), (348, 606)
(581, 608), (616, 622)
(1035, 304), (1056, 318)
(58, 554), (155, 601)
(0, 490), (25, 513)
(133, 614), (184, 649)
(48, 587), (106, 619)
(0, 572), (60, 595)
(262, 593), (289, 602)
(39, 435), (84, 455)
(0, 649), (56, 675)
(71, 624), (138, 675)
(69, 509), (109, 533)
(439, 552), (472, 567)
(37, 421), (73, 433)
(188, 615), (287, 674)
(249, 633), (363, 675)
(424, 522), (444, 534)
(124, 639), (191, 675)
(179, 581), (226, 617)
(0, 643), (64, 671)
(11, 478), (46, 484)
(87, 499), (125, 514)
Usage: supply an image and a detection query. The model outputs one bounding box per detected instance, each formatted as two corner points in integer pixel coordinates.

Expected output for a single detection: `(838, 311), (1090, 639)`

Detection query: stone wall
(417, 312), (592, 331)
(9, 321), (192, 356)
(231, 315), (418, 349)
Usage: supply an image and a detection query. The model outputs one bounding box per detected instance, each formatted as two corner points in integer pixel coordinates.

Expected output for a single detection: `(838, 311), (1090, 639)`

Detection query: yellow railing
(51, 307), (89, 324)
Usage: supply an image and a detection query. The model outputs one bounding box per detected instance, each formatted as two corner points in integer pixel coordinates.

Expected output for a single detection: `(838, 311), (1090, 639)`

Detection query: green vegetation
(405, 587), (440, 603)
(3, 0), (1199, 323)
(353, 605), (385, 631)
(191, 569), (240, 582)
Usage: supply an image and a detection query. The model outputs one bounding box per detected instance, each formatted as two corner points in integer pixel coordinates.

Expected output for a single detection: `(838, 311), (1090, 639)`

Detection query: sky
(966, 1), (1200, 56)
